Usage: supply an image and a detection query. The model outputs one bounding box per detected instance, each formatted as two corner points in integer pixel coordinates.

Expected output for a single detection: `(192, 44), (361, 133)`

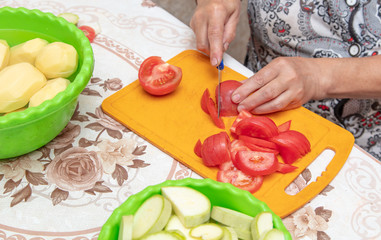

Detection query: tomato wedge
(277, 120), (291, 132)
(271, 130), (310, 164)
(194, 139), (202, 158)
(215, 80), (242, 117)
(201, 88), (210, 114)
(235, 116), (279, 139)
(230, 110), (252, 136)
(235, 151), (278, 176)
(277, 162), (298, 174)
(138, 56), (182, 96)
(217, 161), (263, 193)
(239, 135), (278, 150)
(206, 97), (225, 129)
(229, 139), (251, 165)
(200, 132), (231, 167)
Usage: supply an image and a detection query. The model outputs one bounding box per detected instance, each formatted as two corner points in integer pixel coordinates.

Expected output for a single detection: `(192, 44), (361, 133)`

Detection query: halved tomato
(235, 151), (278, 176)
(200, 132), (231, 166)
(217, 161), (263, 193)
(138, 56), (182, 96)
(215, 80), (242, 117)
(235, 116), (279, 139)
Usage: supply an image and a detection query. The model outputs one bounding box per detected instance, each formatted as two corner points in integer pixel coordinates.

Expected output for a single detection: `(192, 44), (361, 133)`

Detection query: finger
(208, 11), (225, 66)
(222, 10), (240, 51)
(190, 17), (210, 55)
(232, 66), (279, 104)
(249, 90), (302, 114)
(237, 77), (287, 113)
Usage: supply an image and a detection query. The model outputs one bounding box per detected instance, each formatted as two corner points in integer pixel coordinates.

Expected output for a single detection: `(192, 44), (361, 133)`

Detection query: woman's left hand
(231, 57), (328, 114)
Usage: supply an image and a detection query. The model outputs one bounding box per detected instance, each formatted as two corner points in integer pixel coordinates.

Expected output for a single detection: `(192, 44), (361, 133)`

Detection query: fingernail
(237, 105), (244, 112)
(232, 94), (240, 103)
(211, 58), (218, 66)
(224, 42), (229, 51)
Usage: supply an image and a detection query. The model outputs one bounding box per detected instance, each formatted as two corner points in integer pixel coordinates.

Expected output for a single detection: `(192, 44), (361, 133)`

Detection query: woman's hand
(190, 0), (241, 66)
(231, 57), (327, 114)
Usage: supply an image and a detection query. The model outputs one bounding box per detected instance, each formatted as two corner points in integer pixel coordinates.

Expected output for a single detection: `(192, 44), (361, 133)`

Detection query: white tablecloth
(0, 1), (380, 239)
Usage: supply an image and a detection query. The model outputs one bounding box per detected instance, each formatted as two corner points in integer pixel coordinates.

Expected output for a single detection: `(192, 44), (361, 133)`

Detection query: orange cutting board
(102, 50), (354, 218)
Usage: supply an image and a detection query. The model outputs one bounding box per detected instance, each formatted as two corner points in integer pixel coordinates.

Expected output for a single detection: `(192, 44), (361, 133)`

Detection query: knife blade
(217, 59), (224, 118)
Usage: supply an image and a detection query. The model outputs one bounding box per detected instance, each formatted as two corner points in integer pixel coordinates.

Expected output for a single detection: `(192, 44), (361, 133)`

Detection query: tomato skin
(79, 25), (96, 42)
(138, 56), (182, 96)
(235, 116), (279, 139)
(235, 151), (278, 176)
(215, 80), (242, 117)
(239, 135), (278, 150)
(217, 161), (263, 193)
(200, 132), (231, 167)
(206, 98), (225, 129)
(229, 139), (251, 165)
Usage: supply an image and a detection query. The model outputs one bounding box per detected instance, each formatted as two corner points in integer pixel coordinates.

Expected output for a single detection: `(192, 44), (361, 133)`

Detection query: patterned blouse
(245, 0), (381, 159)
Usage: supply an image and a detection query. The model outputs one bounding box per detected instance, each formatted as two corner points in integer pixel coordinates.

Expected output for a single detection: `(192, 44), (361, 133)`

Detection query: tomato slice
(235, 150), (278, 176)
(194, 139), (202, 158)
(206, 97), (225, 129)
(215, 80), (242, 117)
(235, 116), (279, 139)
(138, 56), (182, 96)
(229, 139), (251, 165)
(230, 110), (252, 136)
(277, 162), (298, 174)
(239, 135), (278, 150)
(201, 88), (210, 114)
(217, 161), (263, 193)
(277, 120), (291, 132)
(271, 135), (303, 164)
(200, 132), (231, 167)
(79, 25), (96, 42)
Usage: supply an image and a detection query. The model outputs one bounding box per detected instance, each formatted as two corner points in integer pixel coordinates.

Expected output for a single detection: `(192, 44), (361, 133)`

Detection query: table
(0, 0), (380, 239)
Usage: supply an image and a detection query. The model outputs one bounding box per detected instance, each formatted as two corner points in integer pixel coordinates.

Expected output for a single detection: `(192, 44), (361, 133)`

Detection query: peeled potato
(9, 38), (49, 65)
(29, 77), (70, 107)
(35, 42), (78, 79)
(0, 40), (10, 70)
(0, 62), (47, 113)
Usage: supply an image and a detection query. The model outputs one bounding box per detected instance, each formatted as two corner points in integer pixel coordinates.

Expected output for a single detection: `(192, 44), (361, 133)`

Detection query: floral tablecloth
(0, 1), (380, 240)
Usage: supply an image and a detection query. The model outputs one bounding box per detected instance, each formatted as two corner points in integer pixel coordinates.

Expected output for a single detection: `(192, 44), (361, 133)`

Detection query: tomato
(206, 97), (225, 129)
(271, 130), (310, 164)
(194, 139), (202, 158)
(201, 88), (210, 114)
(200, 132), (231, 167)
(215, 80), (242, 117)
(230, 110), (252, 136)
(235, 116), (279, 139)
(277, 120), (291, 132)
(138, 56), (182, 96)
(277, 162), (298, 174)
(235, 151), (278, 176)
(217, 161), (263, 193)
(78, 25), (96, 42)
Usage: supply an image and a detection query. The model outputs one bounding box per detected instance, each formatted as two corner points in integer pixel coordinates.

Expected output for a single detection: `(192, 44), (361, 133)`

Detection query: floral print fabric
(245, 0), (381, 159)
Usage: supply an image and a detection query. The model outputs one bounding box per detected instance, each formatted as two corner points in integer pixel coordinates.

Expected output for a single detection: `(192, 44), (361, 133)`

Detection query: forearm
(318, 55), (381, 99)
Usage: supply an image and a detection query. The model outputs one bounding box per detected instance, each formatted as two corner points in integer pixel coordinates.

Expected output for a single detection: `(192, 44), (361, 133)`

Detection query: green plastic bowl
(99, 178), (291, 239)
(0, 7), (94, 159)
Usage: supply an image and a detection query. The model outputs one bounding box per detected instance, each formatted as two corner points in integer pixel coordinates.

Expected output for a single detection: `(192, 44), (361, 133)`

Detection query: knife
(217, 59), (224, 118)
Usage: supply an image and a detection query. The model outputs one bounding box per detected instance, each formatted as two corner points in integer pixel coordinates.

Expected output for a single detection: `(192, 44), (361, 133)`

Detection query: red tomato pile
(196, 80), (311, 193)
(138, 56), (182, 96)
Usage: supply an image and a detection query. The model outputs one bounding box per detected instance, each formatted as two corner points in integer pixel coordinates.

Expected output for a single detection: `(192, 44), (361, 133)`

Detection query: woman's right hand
(190, 0), (241, 66)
